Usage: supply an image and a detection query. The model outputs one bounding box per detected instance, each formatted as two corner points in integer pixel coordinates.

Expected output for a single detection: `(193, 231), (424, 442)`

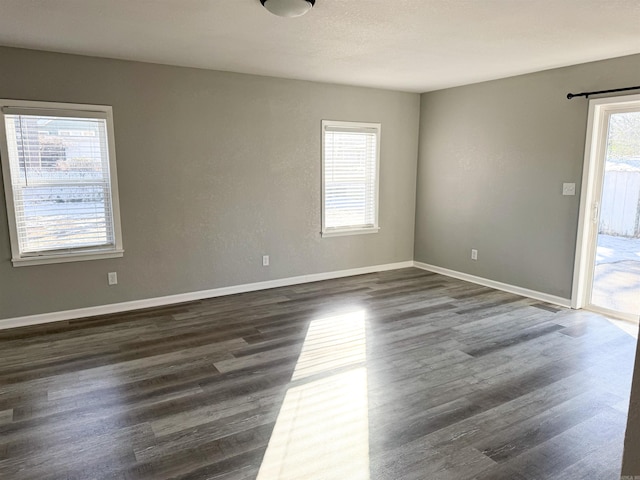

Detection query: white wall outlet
(562, 183), (576, 196)
(262, 255), (270, 267)
(108, 272), (118, 285)
(471, 249), (478, 261)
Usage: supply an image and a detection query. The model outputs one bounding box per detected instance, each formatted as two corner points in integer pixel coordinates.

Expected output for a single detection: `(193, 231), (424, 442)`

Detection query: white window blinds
(322, 121), (380, 236)
(0, 101), (123, 265)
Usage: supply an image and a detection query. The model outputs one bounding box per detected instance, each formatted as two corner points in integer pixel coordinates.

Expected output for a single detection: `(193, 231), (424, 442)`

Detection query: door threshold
(584, 306), (639, 338)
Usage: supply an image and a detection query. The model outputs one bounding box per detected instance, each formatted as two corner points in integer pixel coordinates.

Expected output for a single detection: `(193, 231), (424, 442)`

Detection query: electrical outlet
(471, 249), (478, 261)
(108, 272), (118, 285)
(262, 255), (270, 267)
(562, 183), (576, 196)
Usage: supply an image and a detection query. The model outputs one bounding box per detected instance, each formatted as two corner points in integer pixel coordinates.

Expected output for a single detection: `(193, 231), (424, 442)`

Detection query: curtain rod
(567, 85), (640, 99)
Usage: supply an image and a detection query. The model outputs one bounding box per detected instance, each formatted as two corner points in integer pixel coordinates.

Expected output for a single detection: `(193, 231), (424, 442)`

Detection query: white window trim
(0, 99), (124, 267)
(321, 120), (381, 238)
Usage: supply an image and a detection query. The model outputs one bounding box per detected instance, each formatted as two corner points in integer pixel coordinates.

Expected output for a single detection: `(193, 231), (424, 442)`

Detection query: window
(321, 120), (380, 237)
(0, 100), (123, 266)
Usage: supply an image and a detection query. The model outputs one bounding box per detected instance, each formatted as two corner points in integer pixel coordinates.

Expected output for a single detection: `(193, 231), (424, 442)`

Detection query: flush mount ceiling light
(260, 0), (315, 18)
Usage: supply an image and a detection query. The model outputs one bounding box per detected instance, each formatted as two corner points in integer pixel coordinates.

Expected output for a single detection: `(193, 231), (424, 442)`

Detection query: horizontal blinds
(4, 113), (115, 254)
(324, 126), (378, 230)
(2, 107), (108, 119)
(324, 125), (378, 134)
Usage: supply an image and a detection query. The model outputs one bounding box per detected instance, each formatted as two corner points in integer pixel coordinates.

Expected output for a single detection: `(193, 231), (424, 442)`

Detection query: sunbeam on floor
(257, 309), (370, 480)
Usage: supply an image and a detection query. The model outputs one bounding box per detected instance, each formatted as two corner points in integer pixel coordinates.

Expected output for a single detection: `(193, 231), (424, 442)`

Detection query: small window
(321, 120), (380, 237)
(0, 100), (123, 266)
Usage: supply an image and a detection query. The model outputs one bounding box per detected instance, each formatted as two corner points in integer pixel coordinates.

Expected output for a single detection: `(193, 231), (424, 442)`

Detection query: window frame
(321, 120), (381, 238)
(0, 99), (123, 267)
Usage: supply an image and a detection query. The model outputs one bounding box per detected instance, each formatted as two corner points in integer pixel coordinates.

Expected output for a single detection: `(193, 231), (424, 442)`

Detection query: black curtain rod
(567, 85), (640, 99)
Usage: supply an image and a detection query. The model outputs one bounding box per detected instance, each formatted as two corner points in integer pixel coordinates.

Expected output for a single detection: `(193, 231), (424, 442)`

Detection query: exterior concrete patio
(593, 234), (640, 317)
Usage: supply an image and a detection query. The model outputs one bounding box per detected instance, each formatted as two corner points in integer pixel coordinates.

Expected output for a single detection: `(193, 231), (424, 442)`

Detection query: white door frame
(571, 93), (640, 322)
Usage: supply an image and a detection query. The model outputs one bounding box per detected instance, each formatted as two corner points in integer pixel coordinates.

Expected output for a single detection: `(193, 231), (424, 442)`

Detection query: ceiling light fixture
(260, 0), (315, 18)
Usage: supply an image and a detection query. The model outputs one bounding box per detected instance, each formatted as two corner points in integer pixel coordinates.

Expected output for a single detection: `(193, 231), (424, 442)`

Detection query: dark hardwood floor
(0, 268), (637, 479)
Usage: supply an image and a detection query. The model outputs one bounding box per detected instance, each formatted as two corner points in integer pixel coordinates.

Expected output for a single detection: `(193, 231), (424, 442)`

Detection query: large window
(0, 100), (123, 266)
(321, 120), (381, 237)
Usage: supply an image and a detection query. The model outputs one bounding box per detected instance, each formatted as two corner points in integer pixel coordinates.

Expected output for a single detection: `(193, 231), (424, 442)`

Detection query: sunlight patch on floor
(606, 316), (639, 339)
(257, 310), (370, 480)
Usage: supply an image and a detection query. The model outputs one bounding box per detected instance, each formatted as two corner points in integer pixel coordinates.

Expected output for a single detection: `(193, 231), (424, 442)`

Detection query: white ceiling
(0, 0), (639, 93)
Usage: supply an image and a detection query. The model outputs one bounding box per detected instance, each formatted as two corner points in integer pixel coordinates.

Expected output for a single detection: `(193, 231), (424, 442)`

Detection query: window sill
(321, 227), (380, 238)
(12, 249), (124, 267)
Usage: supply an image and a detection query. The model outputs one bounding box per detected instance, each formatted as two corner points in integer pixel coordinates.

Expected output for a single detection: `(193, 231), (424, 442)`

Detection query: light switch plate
(562, 183), (576, 196)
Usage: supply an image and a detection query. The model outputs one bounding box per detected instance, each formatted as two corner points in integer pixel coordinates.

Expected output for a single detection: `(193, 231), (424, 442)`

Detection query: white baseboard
(0, 260), (573, 331)
(413, 261), (571, 308)
(0, 261), (414, 330)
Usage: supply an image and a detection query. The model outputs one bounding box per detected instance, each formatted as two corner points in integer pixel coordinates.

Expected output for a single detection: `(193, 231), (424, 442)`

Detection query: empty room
(1, 1), (640, 479)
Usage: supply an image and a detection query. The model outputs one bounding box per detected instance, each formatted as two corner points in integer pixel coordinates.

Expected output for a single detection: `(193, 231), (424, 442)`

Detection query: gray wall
(623, 333), (640, 476)
(414, 53), (640, 299)
(0, 47), (420, 320)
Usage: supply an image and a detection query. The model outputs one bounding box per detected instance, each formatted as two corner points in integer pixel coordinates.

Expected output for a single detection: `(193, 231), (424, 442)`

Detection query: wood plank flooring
(0, 268), (637, 479)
